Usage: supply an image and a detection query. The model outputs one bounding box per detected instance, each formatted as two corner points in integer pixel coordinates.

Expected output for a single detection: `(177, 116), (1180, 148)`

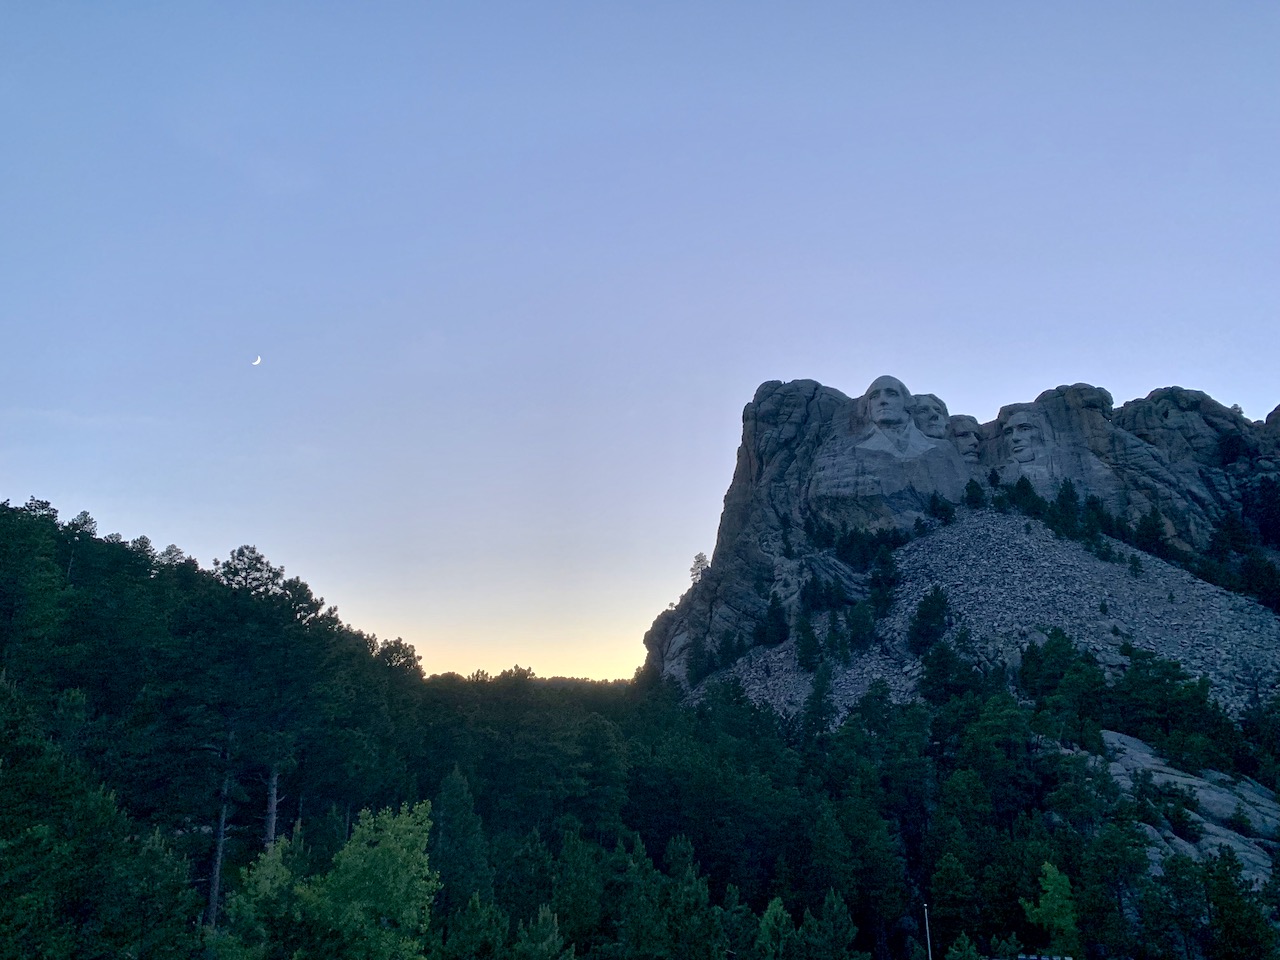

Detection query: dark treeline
(2, 496), (1279, 959)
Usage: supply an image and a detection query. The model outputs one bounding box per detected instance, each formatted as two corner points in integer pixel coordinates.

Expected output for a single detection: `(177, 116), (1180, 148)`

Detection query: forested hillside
(2, 496), (1278, 959)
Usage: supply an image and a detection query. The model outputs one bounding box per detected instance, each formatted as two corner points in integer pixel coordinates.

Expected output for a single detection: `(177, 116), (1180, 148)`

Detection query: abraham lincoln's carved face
(1003, 411), (1044, 463)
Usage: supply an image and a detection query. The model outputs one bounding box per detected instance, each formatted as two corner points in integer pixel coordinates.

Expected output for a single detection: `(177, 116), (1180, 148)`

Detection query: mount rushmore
(643, 375), (1280, 715)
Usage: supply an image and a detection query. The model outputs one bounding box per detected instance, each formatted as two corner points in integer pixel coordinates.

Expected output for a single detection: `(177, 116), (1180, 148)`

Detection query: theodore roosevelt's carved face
(864, 376), (909, 429)
(911, 395), (948, 439)
(949, 415), (981, 463)
(1003, 411), (1044, 463)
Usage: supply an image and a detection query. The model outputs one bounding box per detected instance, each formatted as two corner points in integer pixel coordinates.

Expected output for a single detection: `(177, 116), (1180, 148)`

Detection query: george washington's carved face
(1003, 411), (1044, 463)
(864, 376), (909, 428)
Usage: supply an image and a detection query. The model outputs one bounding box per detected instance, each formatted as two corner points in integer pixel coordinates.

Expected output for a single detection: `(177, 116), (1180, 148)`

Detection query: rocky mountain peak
(644, 375), (1280, 718)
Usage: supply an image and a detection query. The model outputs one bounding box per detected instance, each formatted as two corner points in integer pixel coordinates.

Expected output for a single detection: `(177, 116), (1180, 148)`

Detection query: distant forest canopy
(2, 496), (1279, 960)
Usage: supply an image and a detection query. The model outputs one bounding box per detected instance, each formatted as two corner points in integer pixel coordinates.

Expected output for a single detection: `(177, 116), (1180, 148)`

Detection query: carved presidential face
(1003, 411), (1044, 463)
(948, 416), (981, 463)
(911, 395), (948, 439)
(864, 376), (909, 428)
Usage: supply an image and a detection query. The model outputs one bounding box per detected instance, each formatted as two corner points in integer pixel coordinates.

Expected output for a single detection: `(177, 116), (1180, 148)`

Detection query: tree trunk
(264, 762), (281, 848)
(207, 775), (231, 928)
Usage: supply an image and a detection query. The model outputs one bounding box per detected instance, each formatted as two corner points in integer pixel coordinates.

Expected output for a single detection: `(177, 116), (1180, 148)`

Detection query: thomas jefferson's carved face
(1003, 411), (1044, 463)
(865, 376), (909, 428)
(912, 396), (948, 439)
(949, 416), (981, 463)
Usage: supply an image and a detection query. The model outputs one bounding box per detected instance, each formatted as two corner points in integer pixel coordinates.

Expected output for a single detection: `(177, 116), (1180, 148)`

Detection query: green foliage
(868, 549), (900, 619)
(794, 890), (867, 960)
(755, 897), (795, 960)
(1047, 479), (1080, 538)
(845, 602), (876, 653)
(442, 893), (508, 960)
(1243, 476), (1280, 547)
(305, 802), (438, 959)
(907, 586), (949, 655)
(929, 853), (978, 948)
(513, 905), (573, 960)
(1009, 476), (1045, 518)
(800, 662), (836, 741)
(919, 641), (988, 706)
(215, 802), (438, 960)
(927, 493), (956, 526)
(1020, 862), (1082, 957)
(795, 613), (821, 672)
(8, 495), (1280, 960)
(754, 594), (789, 647)
(832, 526), (910, 572)
(686, 635), (717, 686)
(0, 678), (200, 960)
(944, 931), (980, 960)
(962, 479), (986, 509)
(431, 767), (494, 917)
(1201, 848), (1279, 960)
(1134, 505), (1171, 559)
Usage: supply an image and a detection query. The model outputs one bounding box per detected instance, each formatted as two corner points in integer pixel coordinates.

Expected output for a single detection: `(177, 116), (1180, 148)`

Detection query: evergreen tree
(443, 893), (509, 960)
(1134, 505), (1170, 559)
(929, 853), (978, 948)
(824, 610), (849, 665)
(686, 636), (716, 686)
(755, 594), (789, 647)
(550, 833), (603, 948)
(0, 680), (200, 960)
(795, 613), (821, 672)
(1202, 848), (1279, 960)
(944, 931), (980, 960)
(755, 897), (795, 960)
(927, 493), (956, 525)
(963, 479), (986, 509)
(801, 662), (836, 741)
(846, 601), (876, 652)
(431, 767), (495, 918)
(907, 586), (949, 655)
(868, 549), (899, 619)
(794, 890), (866, 960)
(1020, 862), (1082, 957)
(1049, 479), (1081, 538)
(513, 905), (573, 960)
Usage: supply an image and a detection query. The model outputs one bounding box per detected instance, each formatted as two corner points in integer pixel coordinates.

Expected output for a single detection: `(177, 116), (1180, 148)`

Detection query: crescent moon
(252, 356), (262, 365)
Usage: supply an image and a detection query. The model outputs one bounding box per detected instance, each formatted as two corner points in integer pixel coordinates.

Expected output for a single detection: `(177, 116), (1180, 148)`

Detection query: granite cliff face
(643, 375), (1280, 713)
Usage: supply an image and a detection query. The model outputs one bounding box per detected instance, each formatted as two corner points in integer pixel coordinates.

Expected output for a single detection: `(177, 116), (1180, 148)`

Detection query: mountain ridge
(644, 375), (1280, 711)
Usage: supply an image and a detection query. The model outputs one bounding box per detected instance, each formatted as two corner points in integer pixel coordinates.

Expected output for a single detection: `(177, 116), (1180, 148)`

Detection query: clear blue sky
(3, 3), (1277, 679)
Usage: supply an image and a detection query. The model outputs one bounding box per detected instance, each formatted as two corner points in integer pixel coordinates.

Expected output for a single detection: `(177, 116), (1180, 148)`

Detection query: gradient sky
(3, 4), (1278, 680)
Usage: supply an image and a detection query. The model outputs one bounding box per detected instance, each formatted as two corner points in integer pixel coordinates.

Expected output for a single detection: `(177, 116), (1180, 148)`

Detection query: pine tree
(907, 586), (949, 655)
(755, 594), (789, 646)
(443, 893), (509, 960)
(963, 479), (987, 509)
(431, 767), (495, 919)
(513, 905), (574, 960)
(1020, 862), (1082, 957)
(944, 931), (980, 960)
(795, 613), (821, 672)
(755, 897), (795, 960)
(868, 549), (899, 619)
(801, 662), (836, 740)
(846, 602), (876, 652)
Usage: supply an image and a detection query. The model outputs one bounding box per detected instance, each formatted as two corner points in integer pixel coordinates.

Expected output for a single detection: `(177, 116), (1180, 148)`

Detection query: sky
(3, 4), (1278, 681)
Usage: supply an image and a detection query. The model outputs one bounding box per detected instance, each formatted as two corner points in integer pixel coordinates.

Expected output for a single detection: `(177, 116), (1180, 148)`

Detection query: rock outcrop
(1105, 731), (1279, 885)
(643, 375), (1280, 712)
